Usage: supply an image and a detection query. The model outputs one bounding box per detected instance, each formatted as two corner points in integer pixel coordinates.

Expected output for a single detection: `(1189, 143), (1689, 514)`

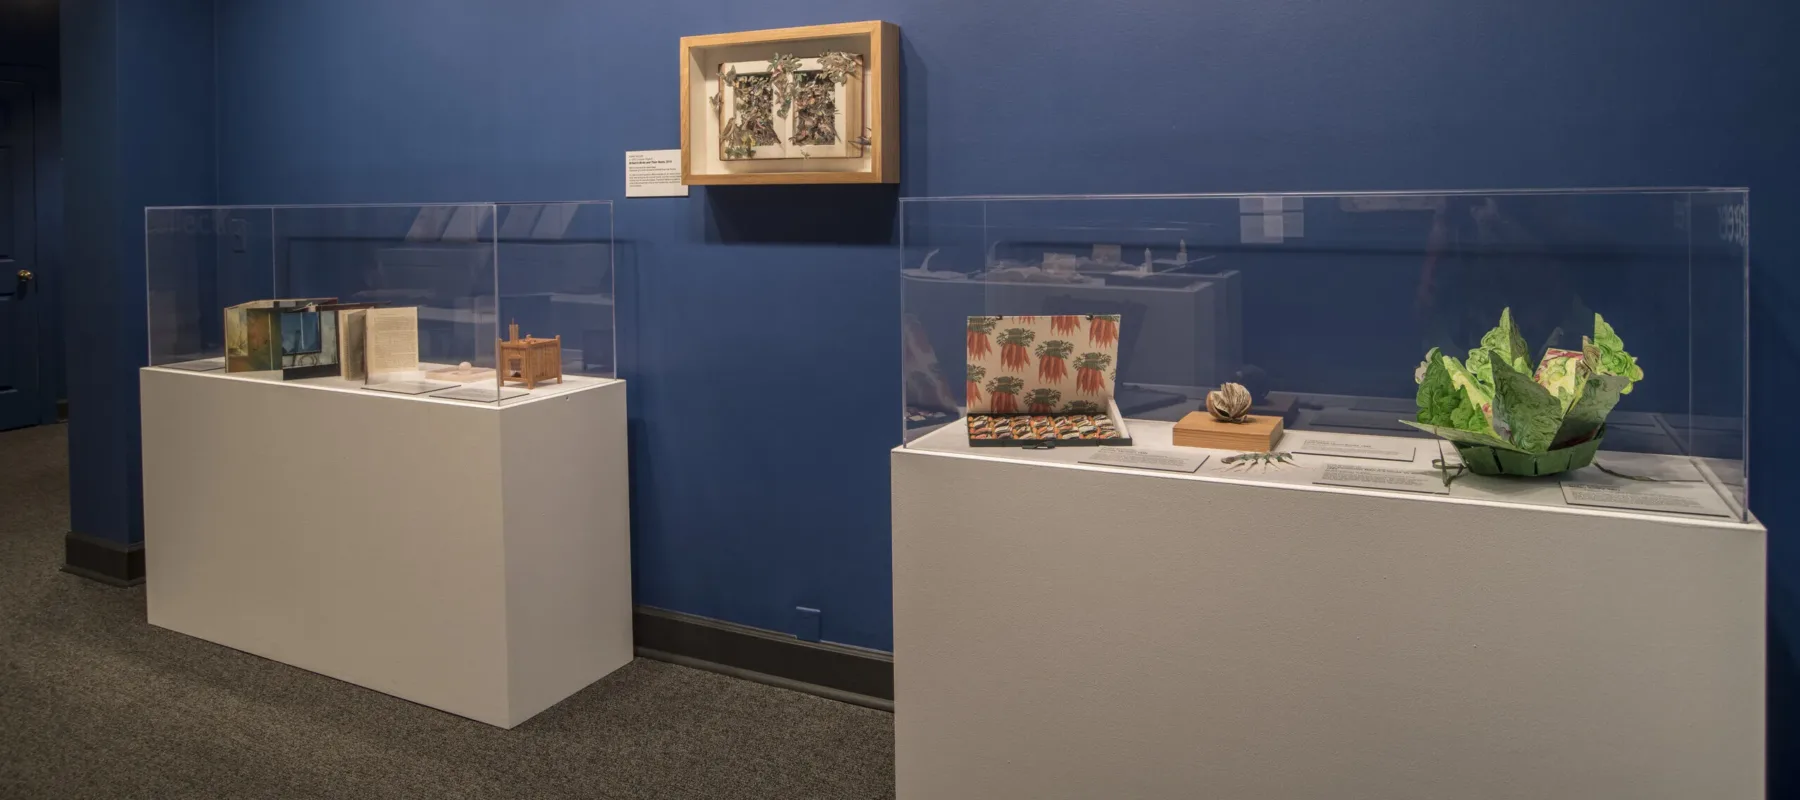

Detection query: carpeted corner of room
(0, 424), (895, 800)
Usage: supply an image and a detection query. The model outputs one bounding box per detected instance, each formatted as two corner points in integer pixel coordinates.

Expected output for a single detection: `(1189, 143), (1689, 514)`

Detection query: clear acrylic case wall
(145, 201), (614, 406)
(900, 189), (1751, 521)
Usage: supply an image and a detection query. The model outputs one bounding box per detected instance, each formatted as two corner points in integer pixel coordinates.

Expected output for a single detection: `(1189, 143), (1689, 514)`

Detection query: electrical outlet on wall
(793, 606), (821, 643)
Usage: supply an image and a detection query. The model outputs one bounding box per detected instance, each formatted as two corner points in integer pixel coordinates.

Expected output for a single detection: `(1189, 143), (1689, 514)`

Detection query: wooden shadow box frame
(680, 21), (899, 185)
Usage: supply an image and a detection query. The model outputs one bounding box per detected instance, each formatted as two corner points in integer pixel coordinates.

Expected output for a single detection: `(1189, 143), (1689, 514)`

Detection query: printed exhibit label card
(1313, 463), (1449, 495)
(1080, 447), (1209, 474)
(1291, 437), (1417, 463)
(626, 150), (688, 198)
(1560, 482), (1735, 518)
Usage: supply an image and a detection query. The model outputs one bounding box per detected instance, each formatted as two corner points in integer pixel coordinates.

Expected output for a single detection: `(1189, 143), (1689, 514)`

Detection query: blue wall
(209, 0), (1800, 637)
(68, 0), (1800, 787)
(61, 0), (215, 545)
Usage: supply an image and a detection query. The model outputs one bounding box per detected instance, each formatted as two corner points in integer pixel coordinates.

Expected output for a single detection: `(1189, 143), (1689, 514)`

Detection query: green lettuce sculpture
(1404, 308), (1642, 477)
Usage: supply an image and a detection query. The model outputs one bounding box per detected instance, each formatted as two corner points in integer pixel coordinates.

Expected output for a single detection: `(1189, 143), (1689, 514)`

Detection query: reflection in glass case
(900, 189), (1751, 522)
(145, 201), (614, 405)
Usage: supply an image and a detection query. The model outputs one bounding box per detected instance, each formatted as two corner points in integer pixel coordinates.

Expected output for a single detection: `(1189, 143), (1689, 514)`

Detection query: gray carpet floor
(0, 423), (895, 800)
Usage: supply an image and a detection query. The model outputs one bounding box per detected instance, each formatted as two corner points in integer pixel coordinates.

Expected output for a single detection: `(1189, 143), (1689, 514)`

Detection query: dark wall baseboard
(63, 531), (144, 586)
(52, 551), (891, 705)
(633, 607), (892, 711)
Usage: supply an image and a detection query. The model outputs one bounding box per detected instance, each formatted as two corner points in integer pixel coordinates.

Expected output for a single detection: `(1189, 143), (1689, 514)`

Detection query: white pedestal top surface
(904, 417), (1756, 530)
(150, 361), (617, 409)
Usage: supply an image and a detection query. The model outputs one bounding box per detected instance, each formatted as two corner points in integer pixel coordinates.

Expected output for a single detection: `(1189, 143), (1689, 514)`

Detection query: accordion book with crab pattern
(965, 315), (1121, 415)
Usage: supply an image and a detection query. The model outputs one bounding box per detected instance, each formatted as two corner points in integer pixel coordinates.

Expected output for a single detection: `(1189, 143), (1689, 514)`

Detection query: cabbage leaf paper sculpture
(1403, 308), (1642, 476)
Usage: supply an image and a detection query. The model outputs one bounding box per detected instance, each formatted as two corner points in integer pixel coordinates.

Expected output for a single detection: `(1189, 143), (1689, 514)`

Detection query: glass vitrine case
(899, 189), (1751, 522)
(145, 201), (614, 405)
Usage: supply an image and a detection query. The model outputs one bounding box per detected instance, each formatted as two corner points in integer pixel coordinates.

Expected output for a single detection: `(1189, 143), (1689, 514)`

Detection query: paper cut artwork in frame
(681, 21), (899, 185)
(716, 53), (863, 162)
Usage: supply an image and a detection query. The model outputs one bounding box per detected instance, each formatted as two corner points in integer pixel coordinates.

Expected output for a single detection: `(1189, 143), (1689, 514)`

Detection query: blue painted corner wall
(63, 0), (1800, 790)
(62, 0), (215, 546)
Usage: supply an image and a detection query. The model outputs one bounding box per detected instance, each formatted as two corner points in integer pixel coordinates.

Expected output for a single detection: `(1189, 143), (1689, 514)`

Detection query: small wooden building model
(497, 321), (563, 389)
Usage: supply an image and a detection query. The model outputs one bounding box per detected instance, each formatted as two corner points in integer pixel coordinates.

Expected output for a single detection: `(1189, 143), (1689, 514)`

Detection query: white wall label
(1560, 482), (1734, 518)
(1292, 437), (1417, 463)
(625, 150), (688, 198)
(1080, 447), (1209, 474)
(1314, 463), (1449, 495)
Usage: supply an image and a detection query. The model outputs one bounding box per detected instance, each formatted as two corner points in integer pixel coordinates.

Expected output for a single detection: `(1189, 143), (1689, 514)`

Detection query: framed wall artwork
(680, 21), (899, 185)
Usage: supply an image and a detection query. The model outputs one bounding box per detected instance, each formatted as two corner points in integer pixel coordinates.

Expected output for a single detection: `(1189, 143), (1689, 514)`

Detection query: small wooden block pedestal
(1172, 410), (1285, 450)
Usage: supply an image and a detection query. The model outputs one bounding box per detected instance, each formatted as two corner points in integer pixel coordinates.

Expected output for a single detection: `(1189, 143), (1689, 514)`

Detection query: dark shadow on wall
(698, 34), (914, 248)
(606, 235), (654, 597)
(610, 237), (640, 383)
(1772, 600), (1798, 800)
(701, 184), (898, 246)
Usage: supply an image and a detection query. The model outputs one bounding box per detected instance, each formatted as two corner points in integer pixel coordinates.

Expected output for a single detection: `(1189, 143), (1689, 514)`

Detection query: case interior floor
(0, 423), (894, 800)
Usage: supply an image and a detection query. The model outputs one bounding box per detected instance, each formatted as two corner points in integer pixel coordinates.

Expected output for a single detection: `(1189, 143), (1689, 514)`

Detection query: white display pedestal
(893, 422), (1764, 800)
(140, 367), (633, 729)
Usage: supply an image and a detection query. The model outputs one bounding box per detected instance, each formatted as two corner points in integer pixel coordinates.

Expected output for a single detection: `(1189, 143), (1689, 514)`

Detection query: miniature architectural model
(497, 322), (563, 390)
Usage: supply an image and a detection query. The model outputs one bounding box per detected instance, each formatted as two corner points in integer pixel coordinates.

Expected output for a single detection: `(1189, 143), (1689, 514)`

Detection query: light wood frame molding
(680, 21), (899, 185)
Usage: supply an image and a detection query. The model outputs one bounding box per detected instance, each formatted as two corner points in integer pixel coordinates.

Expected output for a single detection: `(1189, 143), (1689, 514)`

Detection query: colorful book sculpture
(963, 314), (1129, 447)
